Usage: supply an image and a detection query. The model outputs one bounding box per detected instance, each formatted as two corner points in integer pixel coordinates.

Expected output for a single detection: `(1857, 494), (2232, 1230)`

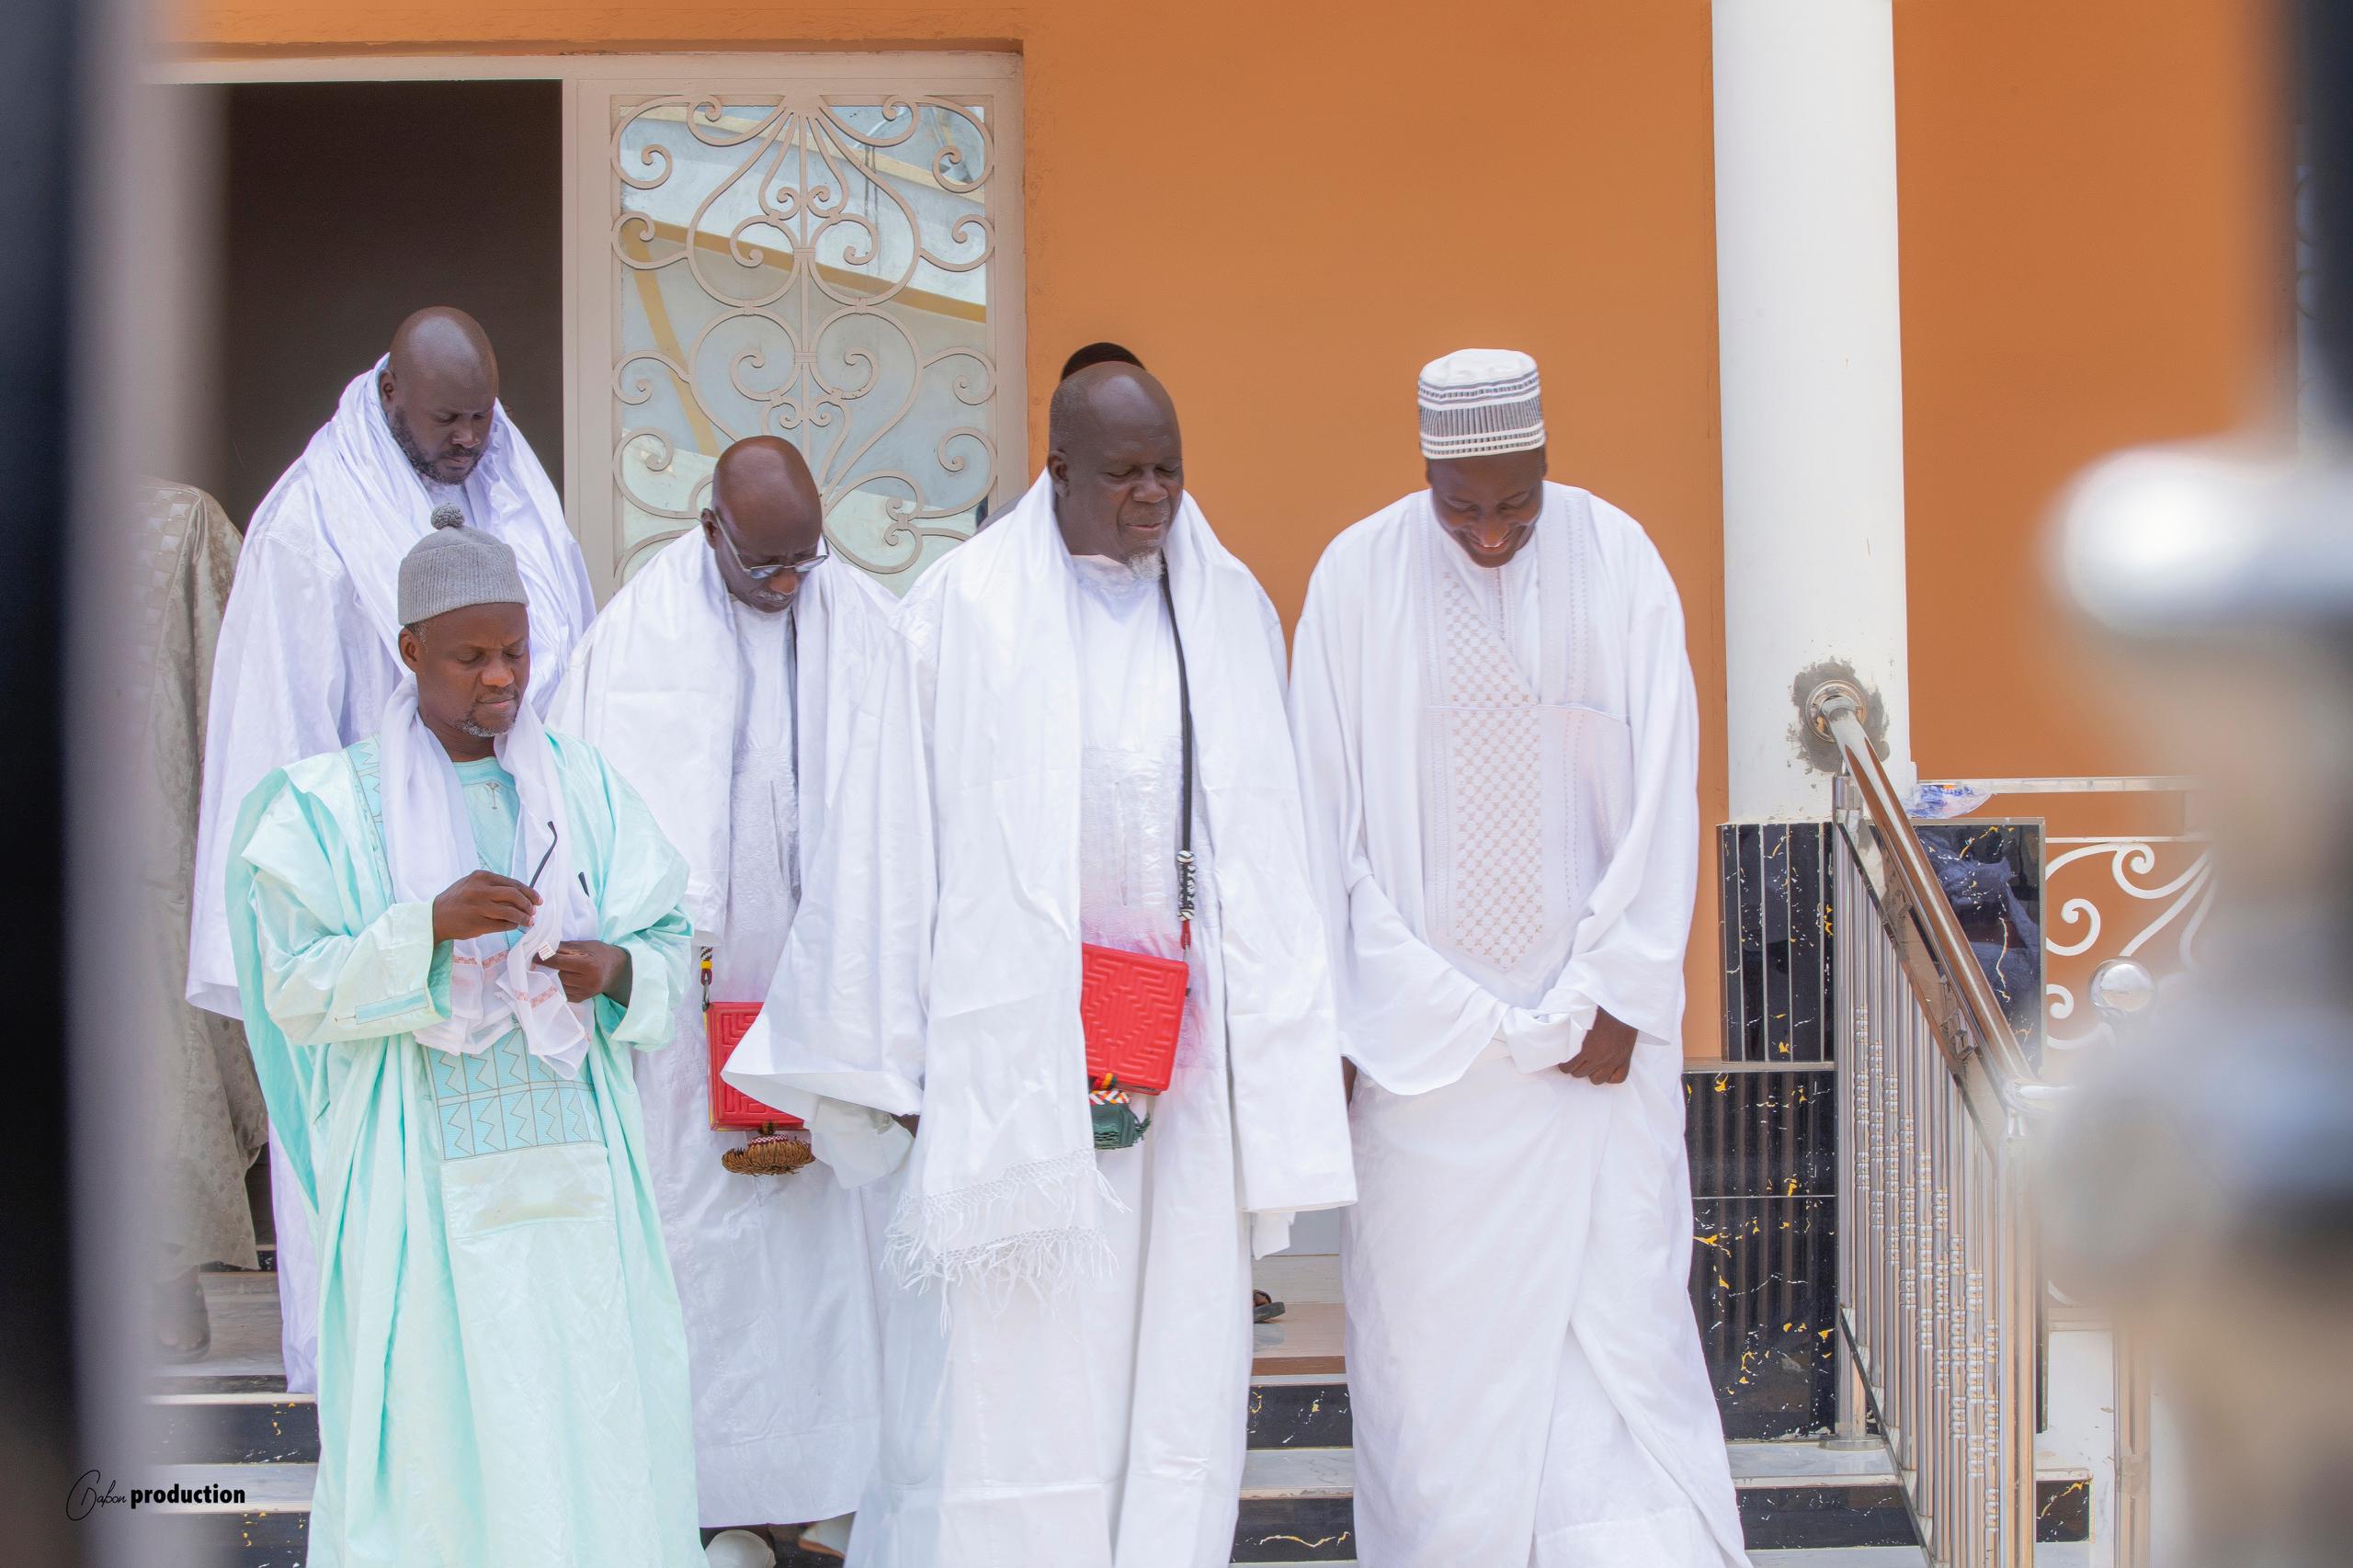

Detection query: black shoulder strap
(1159, 567), (1199, 948)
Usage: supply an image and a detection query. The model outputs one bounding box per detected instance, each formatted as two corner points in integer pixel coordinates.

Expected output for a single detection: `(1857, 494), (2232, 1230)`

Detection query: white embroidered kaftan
(722, 472), (1356, 1568)
(186, 361), (595, 1392)
(1289, 483), (1745, 1568)
(547, 533), (904, 1527)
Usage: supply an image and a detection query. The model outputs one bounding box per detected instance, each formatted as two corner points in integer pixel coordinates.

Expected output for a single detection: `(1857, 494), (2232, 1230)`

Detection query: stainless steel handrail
(1813, 680), (2044, 1568)
(1813, 682), (2041, 1108)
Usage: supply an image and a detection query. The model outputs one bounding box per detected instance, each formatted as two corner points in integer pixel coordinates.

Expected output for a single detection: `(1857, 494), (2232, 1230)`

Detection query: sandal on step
(1253, 1289), (1286, 1324)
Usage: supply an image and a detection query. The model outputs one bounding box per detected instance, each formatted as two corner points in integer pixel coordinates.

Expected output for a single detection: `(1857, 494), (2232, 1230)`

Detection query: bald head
(380, 308), (500, 485)
(703, 436), (827, 614)
(1048, 365), (1185, 562)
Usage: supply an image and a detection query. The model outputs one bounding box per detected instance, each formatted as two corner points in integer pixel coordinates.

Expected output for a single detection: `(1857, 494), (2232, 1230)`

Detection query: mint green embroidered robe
(227, 731), (701, 1568)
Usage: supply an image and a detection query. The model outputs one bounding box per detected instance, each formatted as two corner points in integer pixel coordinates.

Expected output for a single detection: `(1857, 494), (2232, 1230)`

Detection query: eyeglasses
(707, 511), (829, 582)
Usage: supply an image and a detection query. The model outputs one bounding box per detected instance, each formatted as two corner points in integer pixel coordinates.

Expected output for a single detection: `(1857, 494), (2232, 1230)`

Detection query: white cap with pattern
(1417, 348), (1545, 460)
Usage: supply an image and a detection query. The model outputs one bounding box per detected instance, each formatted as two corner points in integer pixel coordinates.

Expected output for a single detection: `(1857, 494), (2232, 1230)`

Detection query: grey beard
(456, 714), (500, 740)
(1120, 549), (1165, 583)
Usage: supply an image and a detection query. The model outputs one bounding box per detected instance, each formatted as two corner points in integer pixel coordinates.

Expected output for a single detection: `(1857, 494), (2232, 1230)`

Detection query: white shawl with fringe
(724, 471), (1357, 1290)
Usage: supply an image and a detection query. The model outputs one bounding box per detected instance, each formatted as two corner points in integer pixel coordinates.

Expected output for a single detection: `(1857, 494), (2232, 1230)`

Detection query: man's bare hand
(1562, 1008), (1638, 1085)
(430, 871), (540, 943)
(534, 940), (631, 1005)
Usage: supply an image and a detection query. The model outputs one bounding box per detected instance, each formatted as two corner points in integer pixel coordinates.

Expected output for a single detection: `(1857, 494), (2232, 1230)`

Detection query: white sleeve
(187, 531), (365, 1018)
(1532, 538), (1700, 1050)
(723, 613), (937, 1125)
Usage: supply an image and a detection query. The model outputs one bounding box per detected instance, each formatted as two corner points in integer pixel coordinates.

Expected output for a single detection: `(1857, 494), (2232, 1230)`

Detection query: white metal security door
(571, 54), (1025, 597)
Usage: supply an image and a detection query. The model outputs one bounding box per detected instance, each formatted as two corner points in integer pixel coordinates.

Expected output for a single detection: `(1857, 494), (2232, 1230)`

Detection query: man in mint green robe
(226, 517), (702, 1567)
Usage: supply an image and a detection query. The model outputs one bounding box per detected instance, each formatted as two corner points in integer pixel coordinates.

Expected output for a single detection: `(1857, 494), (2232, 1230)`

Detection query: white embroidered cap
(1417, 348), (1546, 460)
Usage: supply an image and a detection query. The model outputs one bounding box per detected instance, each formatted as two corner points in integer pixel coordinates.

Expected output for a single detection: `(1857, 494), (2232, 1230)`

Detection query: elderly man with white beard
(722, 364), (1357, 1568)
(550, 437), (905, 1564)
(1288, 350), (1746, 1567)
(188, 306), (597, 1394)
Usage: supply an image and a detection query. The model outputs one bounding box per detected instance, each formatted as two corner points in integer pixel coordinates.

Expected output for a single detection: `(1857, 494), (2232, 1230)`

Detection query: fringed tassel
(884, 1149), (1126, 1304)
(722, 1130), (815, 1176)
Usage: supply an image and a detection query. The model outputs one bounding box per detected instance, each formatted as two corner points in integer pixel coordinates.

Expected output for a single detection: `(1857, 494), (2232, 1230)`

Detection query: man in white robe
(550, 437), (905, 1558)
(1289, 350), (1746, 1567)
(722, 364), (1357, 1568)
(188, 306), (597, 1393)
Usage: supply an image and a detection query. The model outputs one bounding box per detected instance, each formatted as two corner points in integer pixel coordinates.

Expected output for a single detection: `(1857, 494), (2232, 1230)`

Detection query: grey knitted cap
(398, 505), (527, 625)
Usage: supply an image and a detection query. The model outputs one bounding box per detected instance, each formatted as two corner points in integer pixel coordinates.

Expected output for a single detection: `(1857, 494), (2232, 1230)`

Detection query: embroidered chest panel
(1415, 494), (1607, 982)
(1430, 565), (1552, 971)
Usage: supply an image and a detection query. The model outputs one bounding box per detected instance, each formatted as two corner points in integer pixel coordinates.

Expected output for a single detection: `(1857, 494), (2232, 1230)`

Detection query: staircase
(149, 1264), (2097, 1566)
(1236, 1295), (2096, 1567)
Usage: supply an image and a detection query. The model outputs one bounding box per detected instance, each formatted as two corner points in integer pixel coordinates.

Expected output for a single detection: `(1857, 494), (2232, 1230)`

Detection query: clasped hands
(1560, 1007), (1638, 1085)
(428, 869), (631, 1005)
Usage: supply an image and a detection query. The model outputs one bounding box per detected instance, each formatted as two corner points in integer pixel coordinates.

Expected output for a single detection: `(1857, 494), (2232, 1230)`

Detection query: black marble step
(1246, 1380), (1350, 1449)
(160, 1373), (1347, 1466)
(1230, 1451), (2092, 1563)
(1233, 1495), (1356, 1562)
(166, 1507), (308, 1568)
(147, 1395), (319, 1464)
(152, 1372), (290, 1397)
(163, 1508), (853, 1568)
(151, 1455), (2087, 1565)
(1741, 1474), (2090, 1551)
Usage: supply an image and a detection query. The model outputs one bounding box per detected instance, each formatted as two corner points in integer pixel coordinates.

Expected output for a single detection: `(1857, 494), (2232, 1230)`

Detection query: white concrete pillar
(1712, 0), (1915, 820)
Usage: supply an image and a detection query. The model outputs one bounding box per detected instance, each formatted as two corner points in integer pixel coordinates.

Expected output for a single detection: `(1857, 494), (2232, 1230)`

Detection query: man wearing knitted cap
(223, 517), (703, 1568)
(188, 307), (598, 1393)
(1289, 350), (1744, 1565)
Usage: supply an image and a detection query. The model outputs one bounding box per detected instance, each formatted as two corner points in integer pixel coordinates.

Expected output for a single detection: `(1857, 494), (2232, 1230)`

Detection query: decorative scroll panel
(2043, 835), (2213, 1048)
(599, 76), (1015, 591)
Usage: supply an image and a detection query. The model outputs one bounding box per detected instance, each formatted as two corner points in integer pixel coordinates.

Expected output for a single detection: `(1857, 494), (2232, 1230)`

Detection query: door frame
(153, 51), (1029, 601)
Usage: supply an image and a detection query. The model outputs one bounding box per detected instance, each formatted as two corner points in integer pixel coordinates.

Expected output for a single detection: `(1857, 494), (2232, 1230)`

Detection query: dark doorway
(201, 79), (564, 528)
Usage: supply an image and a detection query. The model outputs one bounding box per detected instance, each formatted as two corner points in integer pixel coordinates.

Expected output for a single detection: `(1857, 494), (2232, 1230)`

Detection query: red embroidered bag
(1079, 943), (1188, 1095)
(704, 957), (802, 1131)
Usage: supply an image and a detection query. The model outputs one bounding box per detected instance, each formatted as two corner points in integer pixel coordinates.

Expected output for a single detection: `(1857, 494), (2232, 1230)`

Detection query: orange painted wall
(165, 1), (2285, 1054)
(1893, 0), (2284, 780)
(166, 0), (1735, 1051)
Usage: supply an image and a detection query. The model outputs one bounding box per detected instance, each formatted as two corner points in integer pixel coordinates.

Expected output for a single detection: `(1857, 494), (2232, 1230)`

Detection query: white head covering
(1417, 347), (1546, 459)
(311, 358), (597, 683)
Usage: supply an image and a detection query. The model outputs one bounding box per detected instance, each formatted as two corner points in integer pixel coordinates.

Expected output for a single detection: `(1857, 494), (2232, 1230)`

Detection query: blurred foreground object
(2044, 437), (2353, 1565)
(2033, 9), (2353, 1560)
(132, 483), (267, 1355)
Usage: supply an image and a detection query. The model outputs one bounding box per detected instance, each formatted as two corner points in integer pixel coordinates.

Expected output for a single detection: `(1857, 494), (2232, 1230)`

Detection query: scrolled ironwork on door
(607, 90), (1005, 586)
